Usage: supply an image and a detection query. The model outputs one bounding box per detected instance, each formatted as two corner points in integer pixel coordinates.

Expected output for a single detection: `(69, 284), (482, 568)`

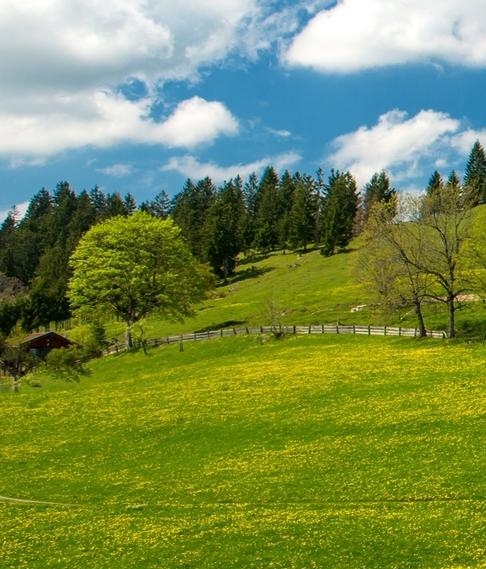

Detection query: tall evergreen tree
(89, 185), (107, 219)
(287, 173), (317, 251)
(123, 192), (137, 215)
(253, 166), (280, 251)
(204, 178), (246, 279)
(170, 177), (215, 260)
(0, 209), (18, 277)
(463, 140), (486, 205)
(362, 171), (396, 223)
(140, 190), (170, 218)
(242, 172), (259, 252)
(276, 170), (296, 250)
(104, 192), (127, 217)
(321, 170), (359, 256)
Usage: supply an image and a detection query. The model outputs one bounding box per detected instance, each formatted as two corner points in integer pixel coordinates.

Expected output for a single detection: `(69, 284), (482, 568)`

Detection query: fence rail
(105, 324), (446, 355)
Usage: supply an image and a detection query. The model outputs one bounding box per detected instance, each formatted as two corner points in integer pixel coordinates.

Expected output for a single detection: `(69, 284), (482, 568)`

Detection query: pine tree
(170, 177), (215, 260)
(287, 174), (317, 251)
(123, 193), (137, 215)
(253, 167), (280, 251)
(362, 171), (396, 223)
(140, 190), (170, 218)
(321, 170), (359, 256)
(242, 172), (259, 252)
(463, 140), (486, 205)
(204, 178), (246, 279)
(276, 170), (296, 250)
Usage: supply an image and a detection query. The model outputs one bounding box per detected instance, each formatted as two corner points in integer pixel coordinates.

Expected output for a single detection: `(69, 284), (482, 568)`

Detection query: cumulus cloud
(0, 0), (260, 95)
(0, 1), (258, 161)
(285, 0), (486, 72)
(0, 94), (238, 161)
(158, 97), (238, 148)
(328, 109), (461, 187)
(161, 152), (301, 183)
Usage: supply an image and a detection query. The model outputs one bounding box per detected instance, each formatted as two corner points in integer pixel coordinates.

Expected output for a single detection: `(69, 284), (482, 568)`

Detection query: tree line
(0, 140), (485, 338)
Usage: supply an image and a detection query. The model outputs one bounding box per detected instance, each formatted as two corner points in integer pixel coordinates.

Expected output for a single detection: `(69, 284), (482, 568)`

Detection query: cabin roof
(19, 331), (73, 347)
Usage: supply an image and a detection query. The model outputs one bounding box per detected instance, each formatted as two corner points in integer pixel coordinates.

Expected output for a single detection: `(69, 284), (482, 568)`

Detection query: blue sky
(2, 0), (486, 218)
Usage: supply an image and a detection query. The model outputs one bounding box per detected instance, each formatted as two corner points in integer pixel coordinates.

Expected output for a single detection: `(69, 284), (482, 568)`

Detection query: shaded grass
(2, 334), (486, 567)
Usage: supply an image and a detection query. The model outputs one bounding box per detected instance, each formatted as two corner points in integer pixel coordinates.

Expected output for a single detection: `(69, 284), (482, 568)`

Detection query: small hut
(19, 331), (73, 360)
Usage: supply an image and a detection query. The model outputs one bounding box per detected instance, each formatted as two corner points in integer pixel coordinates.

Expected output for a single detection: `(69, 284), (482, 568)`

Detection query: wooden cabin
(19, 331), (73, 360)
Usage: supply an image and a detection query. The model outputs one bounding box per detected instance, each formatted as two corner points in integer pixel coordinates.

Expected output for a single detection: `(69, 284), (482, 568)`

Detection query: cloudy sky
(2, 0), (486, 216)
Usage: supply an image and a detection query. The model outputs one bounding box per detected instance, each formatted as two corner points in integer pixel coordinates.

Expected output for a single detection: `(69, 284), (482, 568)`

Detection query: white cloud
(328, 109), (460, 187)
(0, 94), (238, 161)
(0, 1), (260, 95)
(99, 163), (133, 178)
(158, 97), (238, 148)
(0, 1), (261, 161)
(285, 0), (486, 72)
(161, 152), (301, 183)
(267, 128), (292, 138)
(0, 202), (29, 223)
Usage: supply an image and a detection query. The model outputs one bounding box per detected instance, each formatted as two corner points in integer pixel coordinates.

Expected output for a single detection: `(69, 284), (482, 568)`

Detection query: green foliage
(321, 170), (359, 256)
(463, 139), (486, 205)
(34, 346), (91, 382)
(68, 212), (212, 348)
(362, 170), (396, 224)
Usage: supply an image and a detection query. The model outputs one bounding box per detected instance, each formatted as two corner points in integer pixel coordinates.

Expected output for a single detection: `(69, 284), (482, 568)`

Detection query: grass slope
(73, 244), (486, 347)
(2, 334), (486, 567)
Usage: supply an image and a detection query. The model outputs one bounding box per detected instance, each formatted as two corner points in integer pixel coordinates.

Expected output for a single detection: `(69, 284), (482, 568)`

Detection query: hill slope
(2, 334), (486, 567)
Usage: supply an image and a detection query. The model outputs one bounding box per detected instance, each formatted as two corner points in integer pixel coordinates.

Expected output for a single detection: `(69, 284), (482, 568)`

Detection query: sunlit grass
(2, 334), (486, 567)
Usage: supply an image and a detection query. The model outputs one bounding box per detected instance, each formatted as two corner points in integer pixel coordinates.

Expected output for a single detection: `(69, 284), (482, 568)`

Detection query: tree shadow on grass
(194, 320), (247, 333)
(223, 266), (273, 286)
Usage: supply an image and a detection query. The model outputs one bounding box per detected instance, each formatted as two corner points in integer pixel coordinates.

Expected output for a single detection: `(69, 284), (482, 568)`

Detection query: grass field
(3, 334), (486, 568)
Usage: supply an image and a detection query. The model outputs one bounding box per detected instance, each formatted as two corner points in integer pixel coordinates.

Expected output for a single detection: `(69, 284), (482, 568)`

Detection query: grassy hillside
(3, 334), (486, 567)
(74, 243), (486, 346)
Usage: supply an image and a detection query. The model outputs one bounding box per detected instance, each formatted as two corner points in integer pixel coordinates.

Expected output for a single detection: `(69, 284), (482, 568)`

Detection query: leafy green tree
(367, 185), (472, 338)
(68, 212), (211, 349)
(463, 140), (486, 205)
(359, 199), (430, 336)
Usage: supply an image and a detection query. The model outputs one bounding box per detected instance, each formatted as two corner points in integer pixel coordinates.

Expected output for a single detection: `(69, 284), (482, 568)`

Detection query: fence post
(368, 324), (371, 336)
(399, 327), (401, 337)
(353, 325), (356, 335)
(384, 325), (387, 336)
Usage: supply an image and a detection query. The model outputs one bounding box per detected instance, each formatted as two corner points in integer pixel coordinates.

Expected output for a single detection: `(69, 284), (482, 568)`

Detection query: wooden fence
(105, 324), (446, 355)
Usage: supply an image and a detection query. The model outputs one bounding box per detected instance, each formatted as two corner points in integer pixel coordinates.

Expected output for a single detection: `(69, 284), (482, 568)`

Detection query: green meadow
(82, 246), (447, 345)
(3, 333), (486, 568)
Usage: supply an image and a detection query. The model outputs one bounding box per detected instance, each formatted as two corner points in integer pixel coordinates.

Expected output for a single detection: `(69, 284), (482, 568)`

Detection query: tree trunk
(413, 297), (427, 338)
(447, 295), (455, 339)
(125, 324), (133, 350)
